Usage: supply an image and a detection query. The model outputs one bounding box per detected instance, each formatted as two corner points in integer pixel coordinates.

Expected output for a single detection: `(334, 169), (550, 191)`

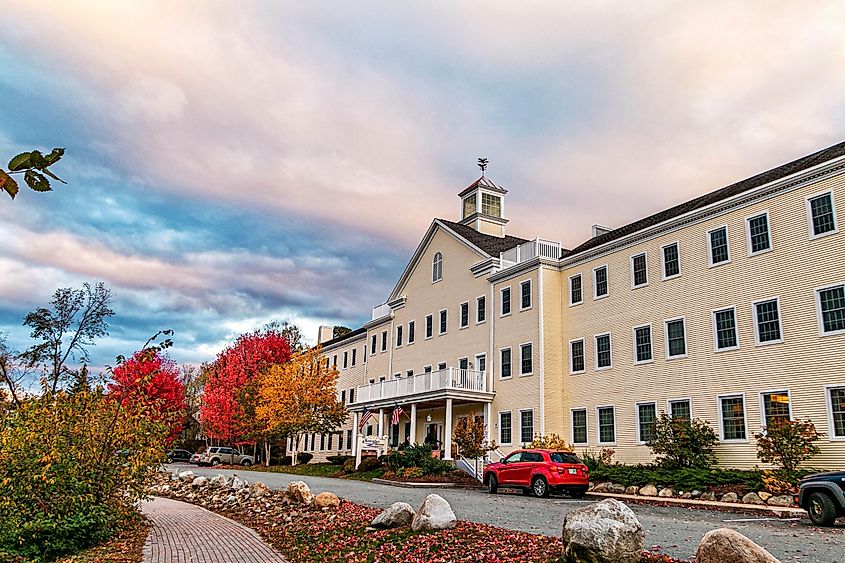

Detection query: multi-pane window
(713, 308), (738, 350)
(343, 351), (348, 369)
(408, 321), (415, 344)
(437, 362), (446, 371)
(634, 325), (652, 363)
(570, 339), (585, 373)
(476, 354), (486, 374)
(720, 395), (747, 440)
(747, 213), (771, 254)
(346, 429), (352, 450)
(432, 252), (443, 282)
(709, 226), (730, 265)
(349, 388), (355, 404)
(754, 299), (782, 343)
(598, 406), (615, 443)
(477, 296), (486, 323)
(665, 318), (687, 358)
(381, 330), (388, 351)
(521, 280), (531, 309)
(572, 409), (587, 444)
(570, 274), (582, 304)
(371, 335), (377, 354)
(460, 302), (469, 328)
(500, 348), (512, 378)
(817, 285), (845, 334)
(632, 253), (647, 287)
(762, 391), (790, 427)
(520, 343), (533, 375)
(808, 192), (836, 237)
(459, 358), (468, 370)
(594, 266), (608, 298)
(595, 334), (612, 369)
(425, 315), (433, 338)
(501, 287), (511, 315)
(499, 411), (512, 444)
(670, 399), (691, 421)
(520, 410), (534, 444)
(462, 193), (476, 219)
(830, 387), (845, 438)
(637, 403), (657, 442)
(482, 193), (502, 217)
(662, 242), (680, 278)
(396, 325), (403, 347)
(439, 309), (447, 334)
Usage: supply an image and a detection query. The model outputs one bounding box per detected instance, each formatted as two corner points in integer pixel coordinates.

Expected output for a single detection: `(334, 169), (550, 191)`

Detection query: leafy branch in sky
(0, 148), (66, 199)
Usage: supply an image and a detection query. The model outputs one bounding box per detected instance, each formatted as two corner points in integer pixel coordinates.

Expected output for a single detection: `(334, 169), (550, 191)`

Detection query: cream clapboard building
(295, 142), (845, 470)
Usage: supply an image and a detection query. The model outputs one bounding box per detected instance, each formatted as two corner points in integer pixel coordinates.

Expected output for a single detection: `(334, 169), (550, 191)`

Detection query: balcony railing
(352, 368), (487, 404)
(500, 238), (561, 266)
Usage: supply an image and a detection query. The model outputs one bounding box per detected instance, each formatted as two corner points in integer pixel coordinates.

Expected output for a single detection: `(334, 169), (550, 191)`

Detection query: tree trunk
(264, 441), (271, 466)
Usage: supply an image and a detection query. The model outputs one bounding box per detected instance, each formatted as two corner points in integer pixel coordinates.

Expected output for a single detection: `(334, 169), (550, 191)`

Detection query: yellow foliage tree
(528, 433), (575, 452)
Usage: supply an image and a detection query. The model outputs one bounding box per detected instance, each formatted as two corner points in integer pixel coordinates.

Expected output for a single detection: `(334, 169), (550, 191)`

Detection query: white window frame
(500, 286), (512, 317)
(407, 321), (415, 345)
(475, 353), (486, 375)
(825, 384), (845, 441)
(667, 398), (693, 420)
(759, 389), (792, 428)
(381, 330), (388, 352)
(663, 317), (688, 360)
(593, 264), (609, 300)
(596, 405), (616, 446)
(569, 338), (586, 374)
(569, 273), (583, 306)
(520, 279), (533, 311)
(458, 356), (469, 371)
(519, 341), (533, 377)
(518, 408), (535, 445)
(711, 306), (740, 352)
(498, 410), (513, 446)
(594, 332), (612, 371)
(425, 314), (433, 340)
(635, 401), (657, 444)
(499, 347), (512, 380)
(717, 393), (749, 443)
(438, 308), (448, 335)
(395, 325), (403, 348)
(630, 252), (648, 289)
(423, 364), (432, 373)
(707, 224), (731, 267)
(661, 241), (681, 280)
(570, 408), (588, 445)
(476, 295), (487, 324)
(632, 323), (653, 365)
(815, 283), (845, 337)
(459, 301), (470, 329)
(432, 251), (443, 283)
(806, 190), (838, 240)
(745, 210), (772, 256)
(752, 296), (784, 346)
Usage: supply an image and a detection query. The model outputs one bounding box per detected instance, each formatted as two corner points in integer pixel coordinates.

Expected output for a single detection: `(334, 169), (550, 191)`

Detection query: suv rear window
(550, 452), (581, 464)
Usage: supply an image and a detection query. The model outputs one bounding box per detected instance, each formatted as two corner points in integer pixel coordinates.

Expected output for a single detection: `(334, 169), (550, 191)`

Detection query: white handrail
(350, 367), (487, 404)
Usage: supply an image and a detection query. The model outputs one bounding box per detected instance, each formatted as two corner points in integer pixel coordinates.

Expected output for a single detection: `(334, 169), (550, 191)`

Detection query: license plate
(568, 468), (577, 475)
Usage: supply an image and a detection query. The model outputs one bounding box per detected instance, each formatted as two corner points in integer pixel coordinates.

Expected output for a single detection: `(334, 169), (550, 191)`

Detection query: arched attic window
(432, 252), (443, 282)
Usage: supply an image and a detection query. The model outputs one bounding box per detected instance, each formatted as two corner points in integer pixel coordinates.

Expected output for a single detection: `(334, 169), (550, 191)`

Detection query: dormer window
(432, 252), (443, 282)
(462, 194), (477, 219)
(481, 193), (501, 217)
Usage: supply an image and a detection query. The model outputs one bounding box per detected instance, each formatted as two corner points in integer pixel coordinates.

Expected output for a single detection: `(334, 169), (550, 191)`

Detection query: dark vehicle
(483, 449), (589, 498)
(166, 449), (193, 463)
(797, 470), (845, 526)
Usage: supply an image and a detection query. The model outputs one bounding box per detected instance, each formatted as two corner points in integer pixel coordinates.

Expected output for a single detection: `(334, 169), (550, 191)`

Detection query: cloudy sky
(1, 1), (844, 370)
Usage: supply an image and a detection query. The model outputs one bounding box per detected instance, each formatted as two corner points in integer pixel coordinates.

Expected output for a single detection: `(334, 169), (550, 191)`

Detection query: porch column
(352, 411), (360, 457)
(378, 408), (384, 438)
(444, 398), (453, 460)
(483, 403), (491, 444)
(410, 403), (418, 445)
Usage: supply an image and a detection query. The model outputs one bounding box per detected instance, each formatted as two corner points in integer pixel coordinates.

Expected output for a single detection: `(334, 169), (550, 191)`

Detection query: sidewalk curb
(586, 491), (807, 517)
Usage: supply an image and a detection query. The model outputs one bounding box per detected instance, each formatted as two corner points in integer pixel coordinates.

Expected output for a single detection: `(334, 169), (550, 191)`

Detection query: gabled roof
(564, 140), (845, 258)
(437, 219), (528, 256)
(458, 176), (509, 198)
(319, 326), (367, 350)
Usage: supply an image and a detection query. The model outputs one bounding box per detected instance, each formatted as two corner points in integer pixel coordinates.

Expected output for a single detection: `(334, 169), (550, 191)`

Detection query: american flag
(391, 405), (405, 426)
(358, 407), (374, 431)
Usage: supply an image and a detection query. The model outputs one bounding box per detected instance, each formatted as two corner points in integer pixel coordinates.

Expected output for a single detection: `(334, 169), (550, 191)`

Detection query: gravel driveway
(175, 464), (844, 562)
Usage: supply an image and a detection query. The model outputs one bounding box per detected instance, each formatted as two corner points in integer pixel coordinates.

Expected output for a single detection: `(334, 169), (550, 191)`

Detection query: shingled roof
(438, 219), (528, 257)
(564, 140), (845, 258)
(319, 326), (367, 349)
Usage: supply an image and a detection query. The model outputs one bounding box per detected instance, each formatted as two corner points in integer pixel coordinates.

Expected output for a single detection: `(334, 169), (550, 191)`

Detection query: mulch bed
(57, 517), (149, 563)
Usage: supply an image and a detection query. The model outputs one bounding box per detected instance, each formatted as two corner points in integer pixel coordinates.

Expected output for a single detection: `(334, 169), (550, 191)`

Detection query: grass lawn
(231, 462), (387, 481)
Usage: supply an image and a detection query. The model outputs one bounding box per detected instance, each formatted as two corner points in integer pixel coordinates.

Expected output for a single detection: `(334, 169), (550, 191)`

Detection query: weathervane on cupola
(458, 157), (508, 238)
(477, 157), (489, 177)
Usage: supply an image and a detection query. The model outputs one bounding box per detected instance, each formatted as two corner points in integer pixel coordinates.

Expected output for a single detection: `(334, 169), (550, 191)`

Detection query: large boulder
(250, 482), (271, 497)
(592, 482), (611, 493)
(231, 476), (246, 491)
(315, 492), (340, 509)
(696, 528), (780, 563)
(371, 502), (416, 529)
(561, 498), (644, 563)
(411, 494), (457, 531)
(191, 476), (208, 488)
(178, 470), (195, 483)
(700, 492), (717, 501)
(658, 488), (674, 498)
(608, 484), (627, 494)
(720, 492), (738, 503)
(639, 484), (658, 497)
(767, 495), (794, 507)
(624, 486), (639, 495)
(286, 481), (314, 505)
(209, 475), (228, 488)
(742, 492), (766, 505)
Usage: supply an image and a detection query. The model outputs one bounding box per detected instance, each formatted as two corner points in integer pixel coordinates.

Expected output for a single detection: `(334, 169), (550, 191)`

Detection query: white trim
(499, 347), (513, 380)
(593, 264), (609, 300)
(432, 251), (443, 283)
(667, 398), (693, 419)
(635, 401), (657, 444)
(424, 314), (434, 340)
(458, 356), (469, 371)
(475, 294), (487, 325)
(459, 301), (470, 329)
(381, 330), (388, 352)
(707, 224), (731, 267)
(519, 279), (533, 311)
(825, 384), (845, 441)
(663, 317), (688, 359)
(568, 273), (583, 306)
(438, 308), (448, 335)
(814, 283), (845, 336)
(498, 410), (513, 446)
(632, 323), (654, 365)
(711, 306), (740, 352)
(745, 210), (772, 256)
(661, 241), (681, 280)
(569, 338), (586, 374)
(758, 389), (793, 429)
(570, 408), (588, 445)
(407, 320), (415, 345)
(474, 353), (486, 375)
(596, 405), (616, 446)
(519, 341), (534, 377)
(395, 324), (403, 348)
(423, 364), (432, 373)
(500, 285), (512, 317)
(752, 296), (784, 346)
(538, 268), (545, 435)
(518, 408), (535, 445)
(630, 251), (649, 289)
(806, 189), (839, 240)
(717, 393), (749, 443)
(594, 332), (612, 371)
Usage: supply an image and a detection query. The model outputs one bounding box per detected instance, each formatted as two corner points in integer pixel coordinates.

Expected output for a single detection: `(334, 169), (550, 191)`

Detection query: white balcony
(499, 238), (561, 267)
(351, 368), (491, 408)
(371, 302), (391, 320)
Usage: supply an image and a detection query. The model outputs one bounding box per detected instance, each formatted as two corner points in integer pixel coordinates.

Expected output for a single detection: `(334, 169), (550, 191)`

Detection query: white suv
(197, 446), (254, 467)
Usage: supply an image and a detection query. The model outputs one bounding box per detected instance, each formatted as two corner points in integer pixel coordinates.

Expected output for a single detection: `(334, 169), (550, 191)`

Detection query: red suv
(483, 449), (589, 498)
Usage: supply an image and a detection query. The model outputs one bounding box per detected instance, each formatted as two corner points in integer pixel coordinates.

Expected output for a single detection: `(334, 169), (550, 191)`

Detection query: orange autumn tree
(255, 345), (346, 465)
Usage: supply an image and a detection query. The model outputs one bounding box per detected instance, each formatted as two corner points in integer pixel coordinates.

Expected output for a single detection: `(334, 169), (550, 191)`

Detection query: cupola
(458, 159), (508, 238)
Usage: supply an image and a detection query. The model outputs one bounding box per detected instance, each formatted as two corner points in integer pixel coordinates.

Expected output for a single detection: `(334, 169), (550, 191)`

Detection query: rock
(758, 491), (772, 502)
(191, 476), (208, 488)
(700, 492), (717, 501)
(314, 492), (340, 509)
(658, 488), (674, 498)
(681, 492), (693, 499)
(561, 498), (644, 563)
(371, 502), (416, 529)
(742, 492), (766, 505)
(608, 484), (627, 494)
(231, 476), (246, 491)
(592, 482), (611, 493)
(696, 528), (781, 563)
(411, 494), (457, 531)
(767, 495), (794, 507)
(720, 492), (738, 503)
(286, 481), (314, 505)
(588, 482), (595, 491)
(624, 486), (639, 495)
(178, 470), (194, 483)
(691, 490), (702, 498)
(250, 482), (271, 497)
(639, 484), (658, 497)
(209, 475), (228, 488)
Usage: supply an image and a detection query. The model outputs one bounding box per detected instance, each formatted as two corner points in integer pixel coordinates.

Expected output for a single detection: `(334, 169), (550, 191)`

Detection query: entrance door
(424, 423), (441, 449)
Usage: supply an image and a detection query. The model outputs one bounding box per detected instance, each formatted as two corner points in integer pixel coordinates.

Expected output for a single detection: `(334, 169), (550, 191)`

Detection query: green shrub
(756, 418), (823, 478)
(590, 464), (765, 492)
(296, 452), (314, 465)
(646, 413), (718, 468)
(342, 458), (355, 473)
(326, 455), (353, 465)
(357, 456), (382, 472)
(381, 444), (453, 475)
(400, 466), (424, 478)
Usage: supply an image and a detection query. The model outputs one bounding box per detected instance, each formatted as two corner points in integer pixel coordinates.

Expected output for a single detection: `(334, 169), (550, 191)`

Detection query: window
(571, 409), (587, 444)
(396, 325), (403, 347)
(346, 430), (352, 450)
(482, 193), (502, 217)
(746, 212), (771, 254)
(708, 226), (730, 265)
(499, 411), (512, 444)
(340, 390), (346, 404)
(390, 424), (400, 448)
(406, 369), (414, 377)
(816, 285), (845, 335)
(520, 280), (532, 309)
(570, 339), (585, 373)
(520, 343), (533, 375)
(501, 287), (511, 315)
(754, 298), (782, 344)
(363, 344), (367, 363)
(424, 365), (432, 373)
(520, 410), (534, 444)
(594, 266), (608, 298)
(633, 325), (652, 363)
(761, 391), (791, 427)
(669, 399), (691, 421)
(637, 403), (657, 443)
(665, 318), (687, 358)
(437, 362), (447, 371)
(462, 193), (476, 219)
(631, 253), (647, 287)
(829, 386), (845, 438)
(320, 433), (325, 450)
(425, 315), (433, 338)
(460, 302), (469, 328)
(570, 274), (583, 305)
(807, 191), (837, 238)
(597, 406), (615, 444)
(662, 242), (680, 279)
(351, 348), (356, 366)
(459, 357), (468, 370)
(712, 307), (738, 350)
(343, 351), (348, 369)
(719, 395), (747, 441)
(371, 335), (377, 354)
(332, 355), (337, 368)
(476, 296), (486, 323)
(432, 252), (443, 282)
(439, 309), (447, 334)
(595, 333), (612, 369)
(475, 354), (486, 374)
(500, 348), (512, 378)
(349, 388), (355, 403)
(408, 321), (415, 344)
(366, 425), (373, 437)
(327, 433), (333, 450)
(381, 330), (388, 351)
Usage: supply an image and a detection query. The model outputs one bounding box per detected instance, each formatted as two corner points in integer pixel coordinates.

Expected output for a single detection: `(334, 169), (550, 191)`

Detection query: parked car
(166, 448), (194, 463)
(189, 452), (203, 465)
(196, 446), (255, 467)
(796, 470), (845, 526)
(483, 449), (589, 498)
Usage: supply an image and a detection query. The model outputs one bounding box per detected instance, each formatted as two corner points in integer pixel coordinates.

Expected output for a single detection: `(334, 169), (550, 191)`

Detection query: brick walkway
(142, 497), (288, 563)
